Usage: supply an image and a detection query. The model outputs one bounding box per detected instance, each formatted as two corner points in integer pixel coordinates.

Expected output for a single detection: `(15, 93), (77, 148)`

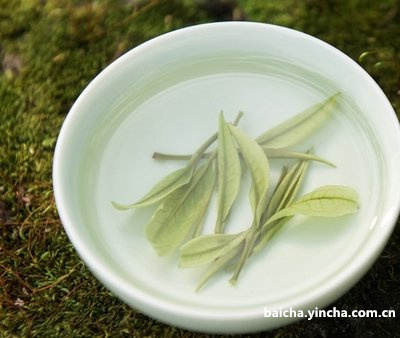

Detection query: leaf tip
(111, 200), (131, 210)
(229, 276), (238, 286)
(152, 245), (170, 257)
(237, 110), (245, 120)
(195, 280), (206, 292)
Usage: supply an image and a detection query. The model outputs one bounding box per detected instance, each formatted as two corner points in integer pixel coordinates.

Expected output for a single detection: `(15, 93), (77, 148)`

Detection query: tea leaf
(215, 112), (242, 233)
(265, 156), (310, 219)
(179, 232), (245, 268)
(196, 242), (243, 291)
(253, 217), (292, 254)
(229, 227), (257, 285)
(255, 157), (311, 252)
(265, 185), (359, 225)
(256, 93), (340, 148)
(229, 124), (269, 224)
(112, 128), (217, 209)
(145, 159), (216, 256)
(112, 168), (192, 210)
(228, 125), (270, 284)
(192, 162), (217, 238)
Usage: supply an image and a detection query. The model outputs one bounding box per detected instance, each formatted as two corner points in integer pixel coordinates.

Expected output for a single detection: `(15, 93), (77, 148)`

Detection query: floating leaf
(256, 93), (340, 148)
(255, 157), (311, 252)
(254, 217), (291, 254)
(112, 129), (217, 209)
(215, 112), (242, 233)
(145, 159), (216, 256)
(179, 232), (245, 268)
(265, 156), (310, 219)
(229, 227), (259, 284)
(264, 185), (359, 226)
(228, 125), (270, 284)
(192, 160), (217, 238)
(229, 124), (269, 224)
(196, 242), (243, 291)
(112, 168), (192, 210)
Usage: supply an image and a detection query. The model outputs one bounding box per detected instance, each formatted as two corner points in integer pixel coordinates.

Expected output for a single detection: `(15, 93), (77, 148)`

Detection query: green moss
(239, 0), (400, 113)
(1, 0), (399, 337)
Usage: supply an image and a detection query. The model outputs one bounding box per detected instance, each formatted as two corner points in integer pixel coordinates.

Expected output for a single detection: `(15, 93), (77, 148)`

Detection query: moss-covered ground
(1, 0), (399, 337)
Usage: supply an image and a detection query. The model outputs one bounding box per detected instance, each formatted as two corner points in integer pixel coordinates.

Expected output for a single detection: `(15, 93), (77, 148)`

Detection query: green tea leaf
(265, 157), (310, 219)
(263, 147), (335, 167)
(265, 185), (359, 225)
(253, 217), (292, 254)
(215, 112), (242, 233)
(196, 242), (243, 291)
(229, 226), (258, 285)
(112, 167), (192, 210)
(256, 93), (340, 148)
(179, 232), (245, 268)
(192, 161), (217, 237)
(112, 128), (217, 209)
(227, 125), (270, 284)
(229, 124), (269, 224)
(255, 157), (311, 252)
(145, 159), (216, 256)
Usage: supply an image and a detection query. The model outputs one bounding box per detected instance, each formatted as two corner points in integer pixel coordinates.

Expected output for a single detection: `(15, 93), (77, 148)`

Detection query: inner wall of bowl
(83, 59), (381, 299)
(56, 23), (399, 330)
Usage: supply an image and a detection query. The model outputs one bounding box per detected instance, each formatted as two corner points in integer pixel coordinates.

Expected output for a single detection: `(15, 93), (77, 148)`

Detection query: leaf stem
(153, 147), (335, 167)
(152, 111), (244, 161)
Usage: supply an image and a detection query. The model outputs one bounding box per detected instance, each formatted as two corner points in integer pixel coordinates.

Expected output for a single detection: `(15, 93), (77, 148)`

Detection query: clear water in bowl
(77, 54), (383, 307)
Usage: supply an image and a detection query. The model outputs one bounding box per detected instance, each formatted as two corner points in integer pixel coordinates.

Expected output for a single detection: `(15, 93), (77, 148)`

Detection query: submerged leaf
(265, 185), (359, 225)
(113, 128), (217, 209)
(215, 112), (242, 233)
(256, 93), (340, 148)
(145, 159), (216, 256)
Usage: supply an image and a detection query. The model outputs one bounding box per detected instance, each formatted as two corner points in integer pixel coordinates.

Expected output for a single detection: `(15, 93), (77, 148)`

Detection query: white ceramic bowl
(53, 22), (400, 333)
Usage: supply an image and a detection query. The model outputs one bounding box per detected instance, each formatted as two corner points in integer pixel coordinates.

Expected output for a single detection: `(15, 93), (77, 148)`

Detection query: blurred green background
(1, 0), (399, 336)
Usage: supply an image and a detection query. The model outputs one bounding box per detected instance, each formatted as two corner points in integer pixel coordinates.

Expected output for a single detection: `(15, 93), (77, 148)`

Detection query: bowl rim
(53, 21), (400, 333)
